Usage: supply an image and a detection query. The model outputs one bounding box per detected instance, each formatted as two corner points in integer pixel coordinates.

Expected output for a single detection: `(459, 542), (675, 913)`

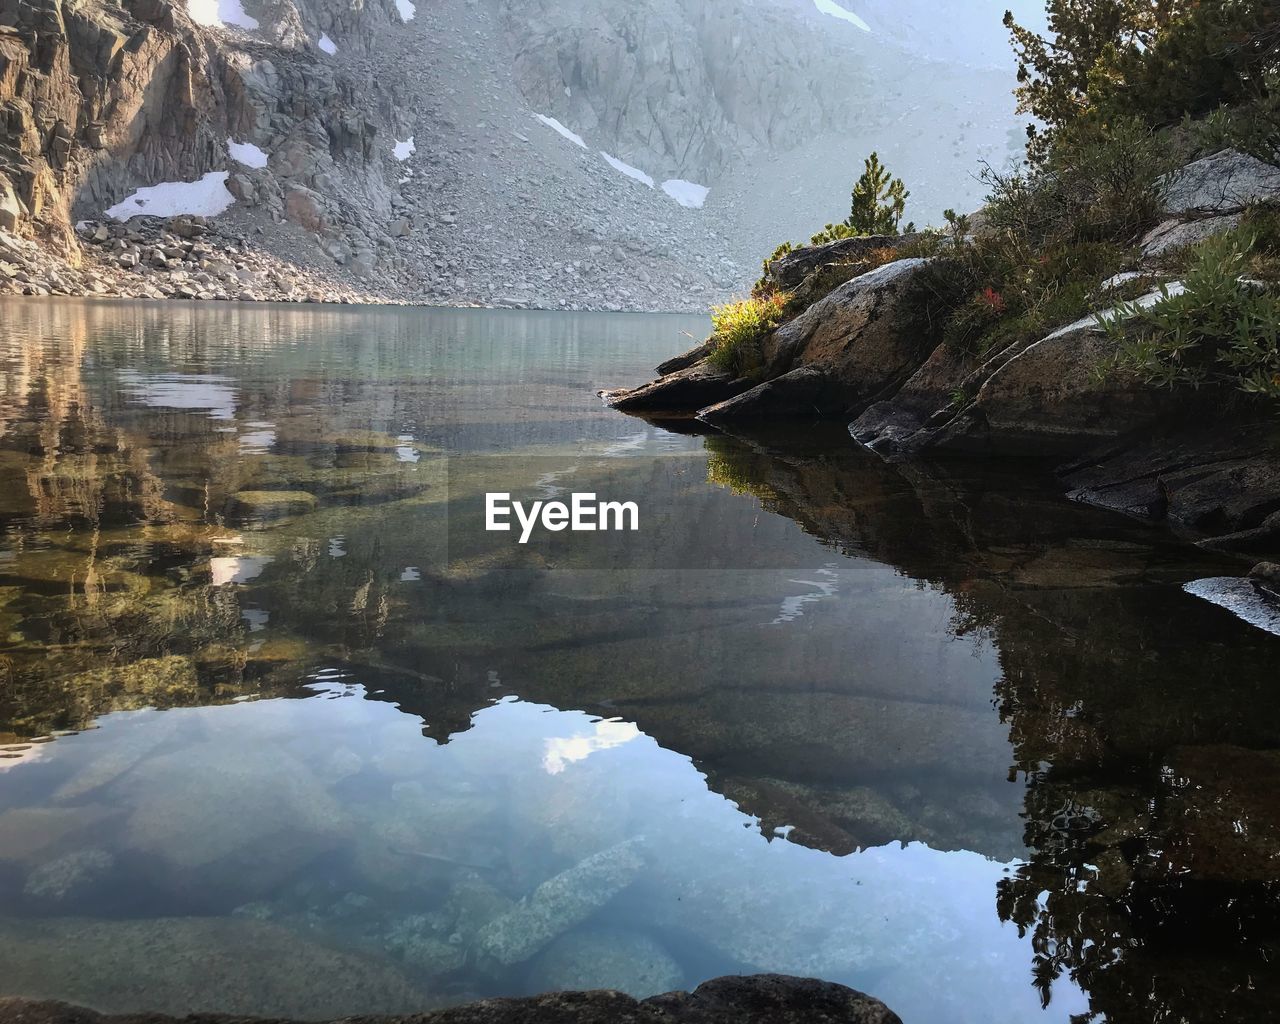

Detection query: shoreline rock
(608, 149), (1280, 555)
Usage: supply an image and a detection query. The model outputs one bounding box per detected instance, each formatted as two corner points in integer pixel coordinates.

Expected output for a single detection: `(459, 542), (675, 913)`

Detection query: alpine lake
(0, 298), (1277, 1024)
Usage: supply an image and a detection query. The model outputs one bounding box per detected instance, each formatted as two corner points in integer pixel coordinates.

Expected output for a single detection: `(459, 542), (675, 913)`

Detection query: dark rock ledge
(0, 976), (902, 1024)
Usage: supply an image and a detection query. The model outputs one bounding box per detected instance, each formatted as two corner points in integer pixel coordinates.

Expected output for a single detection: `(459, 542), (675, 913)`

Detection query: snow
(395, 0), (415, 20)
(600, 152), (654, 188)
(318, 33), (337, 54)
(812, 0), (870, 31)
(535, 114), (587, 149)
(186, 0), (258, 30)
(393, 137), (415, 161)
(227, 138), (268, 169)
(661, 179), (710, 209)
(105, 172), (235, 221)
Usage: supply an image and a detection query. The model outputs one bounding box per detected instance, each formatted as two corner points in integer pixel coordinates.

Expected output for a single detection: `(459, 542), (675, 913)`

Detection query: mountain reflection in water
(0, 299), (1278, 1024)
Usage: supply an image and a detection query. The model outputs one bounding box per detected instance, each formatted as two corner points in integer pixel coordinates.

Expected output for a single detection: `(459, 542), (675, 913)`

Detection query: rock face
(0, 976), (904, 1024)
(762, 259), (935, 394)
(502, 0), (874, 185)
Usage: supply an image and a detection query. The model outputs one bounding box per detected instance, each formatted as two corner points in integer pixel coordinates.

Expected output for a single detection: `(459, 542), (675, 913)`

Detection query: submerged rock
(0, 974), (902, 1023)
(120, 745), (350, 902)
(226, 490), (319, 523)
(477, 839), (646, 965)
(23, 848), (116, 904)
(528, 927), (684, 999)
(0, 806), (117, 866)
(0, 915), (429, 1019)
(385, 915), (468, 978)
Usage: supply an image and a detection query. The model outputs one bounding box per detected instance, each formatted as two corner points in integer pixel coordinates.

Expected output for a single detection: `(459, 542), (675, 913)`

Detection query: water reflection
(0, 299), (1277, 1023)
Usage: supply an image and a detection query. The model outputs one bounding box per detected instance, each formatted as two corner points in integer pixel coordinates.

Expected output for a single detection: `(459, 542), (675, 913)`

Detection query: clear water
(1, 299), (1278, 1023)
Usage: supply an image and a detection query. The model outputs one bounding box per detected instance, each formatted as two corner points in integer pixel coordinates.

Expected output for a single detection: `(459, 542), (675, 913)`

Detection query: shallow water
(0, 299), (1277, 1024)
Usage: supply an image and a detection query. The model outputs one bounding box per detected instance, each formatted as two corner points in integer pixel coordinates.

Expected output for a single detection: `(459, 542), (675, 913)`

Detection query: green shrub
(707, 293), (792, 378)
(1104, 232), (1280, 399)
(809, 221), (861, 246)
(923, 120), (1166, 355)
(756, 241), (796, 293)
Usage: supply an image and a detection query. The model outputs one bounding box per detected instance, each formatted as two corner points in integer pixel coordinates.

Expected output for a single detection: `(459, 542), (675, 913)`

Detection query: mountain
(0, 0), (1034, 310)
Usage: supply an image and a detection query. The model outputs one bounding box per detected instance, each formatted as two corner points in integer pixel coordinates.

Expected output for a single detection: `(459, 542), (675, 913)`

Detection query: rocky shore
(606, 149), (1280, 557)
(0, 216), (387, 304)
(0, 977), (901, 1024)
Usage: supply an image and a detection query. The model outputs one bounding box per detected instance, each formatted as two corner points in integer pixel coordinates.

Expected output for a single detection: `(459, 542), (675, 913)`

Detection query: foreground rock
(0, 976), (902, 1024)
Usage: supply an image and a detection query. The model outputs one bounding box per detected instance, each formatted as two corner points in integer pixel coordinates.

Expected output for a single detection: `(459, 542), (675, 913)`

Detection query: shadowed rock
(698, 366), (844, 425)
(603, 362), (751, 415)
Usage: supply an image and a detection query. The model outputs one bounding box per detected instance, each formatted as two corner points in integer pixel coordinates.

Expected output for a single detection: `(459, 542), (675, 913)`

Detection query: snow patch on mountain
(105, 172), (236, 220)
(535, 114), (587, 149)
(813, 0), (870, 31)
(318, 33), (337, 54)
(601, 152), (655, 188)
(662, 180), (710, 209)
(186, 0), (258, 30)
(228, 139), (268, 168)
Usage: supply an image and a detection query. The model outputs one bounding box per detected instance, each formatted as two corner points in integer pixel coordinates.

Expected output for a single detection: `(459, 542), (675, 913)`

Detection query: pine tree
(846, 152), (910, 236)
(1005, 1), (1279, 164)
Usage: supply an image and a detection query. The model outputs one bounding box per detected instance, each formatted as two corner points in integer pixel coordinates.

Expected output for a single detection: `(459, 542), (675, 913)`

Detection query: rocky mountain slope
(1, 0), (1030, 310)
